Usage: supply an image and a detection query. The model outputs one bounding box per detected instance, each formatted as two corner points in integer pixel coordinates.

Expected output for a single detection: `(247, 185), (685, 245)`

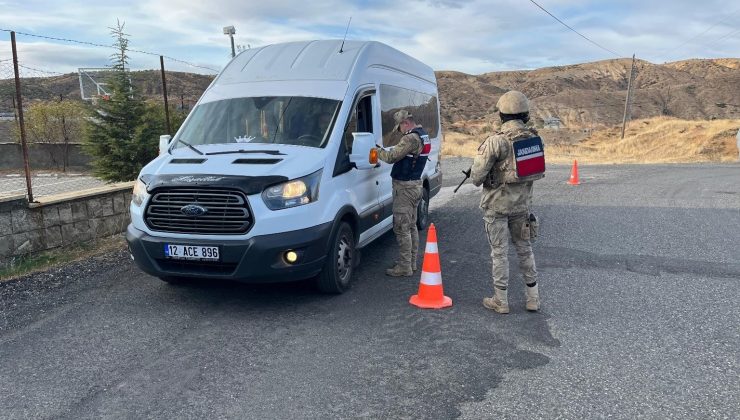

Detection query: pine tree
(84, 20), (153, 182)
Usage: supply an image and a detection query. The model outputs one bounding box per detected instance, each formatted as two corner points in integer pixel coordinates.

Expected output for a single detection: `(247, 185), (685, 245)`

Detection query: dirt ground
(442, 117), (740, 164)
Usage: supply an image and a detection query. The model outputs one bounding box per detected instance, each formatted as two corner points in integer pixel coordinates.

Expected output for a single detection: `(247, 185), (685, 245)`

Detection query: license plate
(164, 244), (220, 261)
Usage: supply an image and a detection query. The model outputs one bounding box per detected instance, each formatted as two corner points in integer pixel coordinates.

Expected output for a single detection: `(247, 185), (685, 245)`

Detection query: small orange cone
(568, 159), (580, 185)
(410, 223), (452, 309)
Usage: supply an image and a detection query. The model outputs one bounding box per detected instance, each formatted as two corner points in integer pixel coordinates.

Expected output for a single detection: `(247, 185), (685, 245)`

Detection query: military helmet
(496, 91), (529, 114)
(393, 109), (413, 132)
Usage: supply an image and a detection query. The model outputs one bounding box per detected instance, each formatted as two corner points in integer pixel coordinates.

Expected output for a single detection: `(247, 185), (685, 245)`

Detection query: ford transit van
(126, 40), (442, 293)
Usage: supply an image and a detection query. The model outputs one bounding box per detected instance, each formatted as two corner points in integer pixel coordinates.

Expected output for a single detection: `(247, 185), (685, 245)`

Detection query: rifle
(454, 168), (471, 193)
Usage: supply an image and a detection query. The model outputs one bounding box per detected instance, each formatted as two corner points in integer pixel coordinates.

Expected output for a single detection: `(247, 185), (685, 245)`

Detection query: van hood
(140, 143), (327, 192)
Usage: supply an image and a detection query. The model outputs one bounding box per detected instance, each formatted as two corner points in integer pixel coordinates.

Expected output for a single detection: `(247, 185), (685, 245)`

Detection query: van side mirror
(159, 135), (172, 155)
(349, 132), (376, 170)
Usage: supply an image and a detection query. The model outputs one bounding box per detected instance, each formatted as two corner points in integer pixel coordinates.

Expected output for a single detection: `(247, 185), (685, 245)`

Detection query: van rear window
(174, 96), (341, 149)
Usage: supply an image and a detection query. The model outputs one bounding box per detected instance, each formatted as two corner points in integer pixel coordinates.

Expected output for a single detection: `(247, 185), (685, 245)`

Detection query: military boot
(394, 258), (418, 272)
(386, 264), (413, 277)
(525, 284), (540, 311)
(483, 288), (509, 314)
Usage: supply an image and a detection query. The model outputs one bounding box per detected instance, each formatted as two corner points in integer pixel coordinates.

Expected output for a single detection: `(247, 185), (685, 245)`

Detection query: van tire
(417, 186), (430, 231)
(316, 222), (355, 294)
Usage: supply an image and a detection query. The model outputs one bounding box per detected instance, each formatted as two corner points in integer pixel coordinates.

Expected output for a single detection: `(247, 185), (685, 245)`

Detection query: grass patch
(442, 131), (482, 157)
(443, 117), (740, 164)
(0, 235), (125, 282)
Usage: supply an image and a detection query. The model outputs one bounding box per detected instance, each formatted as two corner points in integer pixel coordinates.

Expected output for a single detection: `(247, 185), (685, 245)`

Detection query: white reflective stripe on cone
(420, 271), (442, 286)
(425, 242), (438, 254)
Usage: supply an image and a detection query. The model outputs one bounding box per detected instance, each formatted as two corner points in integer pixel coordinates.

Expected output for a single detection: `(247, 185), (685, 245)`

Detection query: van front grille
(145, 187), (252, 234)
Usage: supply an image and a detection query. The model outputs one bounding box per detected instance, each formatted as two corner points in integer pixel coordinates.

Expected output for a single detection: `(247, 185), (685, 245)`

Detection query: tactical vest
(487, 127), (545, 187)
(390, 128), (431, 181)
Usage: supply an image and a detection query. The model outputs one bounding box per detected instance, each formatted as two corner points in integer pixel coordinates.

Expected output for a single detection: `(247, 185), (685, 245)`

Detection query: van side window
(334, 93), (374, 177)
(343, 95), (374, 153)
(379, 84), (439, 147)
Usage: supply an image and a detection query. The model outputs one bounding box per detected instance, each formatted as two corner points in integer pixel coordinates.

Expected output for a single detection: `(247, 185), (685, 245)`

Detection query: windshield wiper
(205, 149), (285, 156)
(175, 138), (204, 155)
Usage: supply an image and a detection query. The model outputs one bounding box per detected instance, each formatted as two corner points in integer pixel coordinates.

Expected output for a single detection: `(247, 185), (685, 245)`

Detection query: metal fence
(0, 29), (219, 202)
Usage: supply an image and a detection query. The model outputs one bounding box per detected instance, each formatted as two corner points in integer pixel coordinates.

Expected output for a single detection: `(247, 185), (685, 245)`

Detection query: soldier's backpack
(488, 130), (546, 187)
(510, 135), (546, 182)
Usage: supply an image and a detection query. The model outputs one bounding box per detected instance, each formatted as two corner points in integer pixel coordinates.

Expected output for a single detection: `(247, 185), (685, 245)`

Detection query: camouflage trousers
(392, 180), (422, 269)
(484, 212), (537, 290)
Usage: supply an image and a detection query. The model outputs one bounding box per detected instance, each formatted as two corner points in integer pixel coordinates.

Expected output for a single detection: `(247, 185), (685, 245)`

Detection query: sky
(0, 0), (737, 77)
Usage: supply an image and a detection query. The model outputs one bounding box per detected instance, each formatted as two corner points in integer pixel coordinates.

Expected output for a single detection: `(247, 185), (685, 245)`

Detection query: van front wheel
(316, 222), (355, 294)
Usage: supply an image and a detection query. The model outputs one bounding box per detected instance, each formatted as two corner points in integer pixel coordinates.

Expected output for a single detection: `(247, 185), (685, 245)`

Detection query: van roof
(215, 40), (436, 85)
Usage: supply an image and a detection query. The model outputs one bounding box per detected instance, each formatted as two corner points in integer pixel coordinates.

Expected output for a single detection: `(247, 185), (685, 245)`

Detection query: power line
(0, 28), (220, 73)
(711, 27), (740, 44)
(528, 0), (626, 58)
(662, 9), (737, 58)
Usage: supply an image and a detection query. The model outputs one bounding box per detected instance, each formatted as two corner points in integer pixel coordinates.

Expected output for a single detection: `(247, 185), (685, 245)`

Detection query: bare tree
(16, 99), (87, 171)
(657, 86), (673, 116)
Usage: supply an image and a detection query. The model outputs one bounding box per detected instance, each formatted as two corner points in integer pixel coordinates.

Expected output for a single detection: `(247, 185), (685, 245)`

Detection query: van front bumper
(126, 222), (332, 283)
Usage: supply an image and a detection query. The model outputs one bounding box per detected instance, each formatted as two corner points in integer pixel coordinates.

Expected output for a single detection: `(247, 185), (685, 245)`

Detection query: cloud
(0, 0), (737, 78)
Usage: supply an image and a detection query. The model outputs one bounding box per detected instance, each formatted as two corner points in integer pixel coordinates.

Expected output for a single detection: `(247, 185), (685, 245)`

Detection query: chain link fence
(0, 30), (219, 201)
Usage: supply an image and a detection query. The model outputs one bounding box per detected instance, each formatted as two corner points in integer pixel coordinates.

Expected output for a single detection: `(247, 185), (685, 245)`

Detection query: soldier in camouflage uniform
(374, 110), (430, 277)
(470, 91), (541, 313)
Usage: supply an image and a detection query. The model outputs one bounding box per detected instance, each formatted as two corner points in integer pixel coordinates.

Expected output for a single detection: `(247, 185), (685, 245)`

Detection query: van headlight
(262, 169), (322, 210)
(131, 178), (150, 207)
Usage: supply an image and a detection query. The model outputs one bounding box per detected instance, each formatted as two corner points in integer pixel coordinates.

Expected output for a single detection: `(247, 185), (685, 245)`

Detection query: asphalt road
(1, 159), (739, 419)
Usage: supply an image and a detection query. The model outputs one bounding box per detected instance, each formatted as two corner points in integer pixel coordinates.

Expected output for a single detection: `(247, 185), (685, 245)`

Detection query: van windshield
(174, 96), (341, 149)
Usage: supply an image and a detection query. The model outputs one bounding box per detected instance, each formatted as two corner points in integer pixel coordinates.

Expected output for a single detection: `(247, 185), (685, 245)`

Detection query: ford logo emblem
(181, 204), (208, 216)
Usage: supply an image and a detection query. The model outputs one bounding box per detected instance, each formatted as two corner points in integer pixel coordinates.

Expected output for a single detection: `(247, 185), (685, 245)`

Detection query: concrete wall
(0, 182), (133, 268)
(0, 143), (91, 172)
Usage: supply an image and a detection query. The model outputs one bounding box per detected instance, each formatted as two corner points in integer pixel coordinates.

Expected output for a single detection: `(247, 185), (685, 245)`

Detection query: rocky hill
(438, 58), (740, 129)
(0, 70), (214, 111)
(1, 58), (737, 132)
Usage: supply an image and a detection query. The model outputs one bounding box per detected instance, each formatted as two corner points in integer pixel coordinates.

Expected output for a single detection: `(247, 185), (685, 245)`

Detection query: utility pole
(223, 26), (236, 58)
(621, 54), (636, 139)
(159, 56), (171, 135)
(11, 31), (34, 203)
(60, 94), (69, 172)
(11, 96), (18, 126)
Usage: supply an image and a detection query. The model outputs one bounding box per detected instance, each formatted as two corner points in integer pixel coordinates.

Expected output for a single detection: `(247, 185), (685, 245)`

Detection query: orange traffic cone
(410, 223), (452, 309)
(568, 159), (580, 185)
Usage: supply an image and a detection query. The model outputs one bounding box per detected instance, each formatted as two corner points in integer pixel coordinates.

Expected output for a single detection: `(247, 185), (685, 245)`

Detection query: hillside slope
(1, 58), (737, 132)
(0, 71), (214, 111)
(438, 58), (740, 128)
(548, 117), (740, 164)
(443, 116), (740, 164)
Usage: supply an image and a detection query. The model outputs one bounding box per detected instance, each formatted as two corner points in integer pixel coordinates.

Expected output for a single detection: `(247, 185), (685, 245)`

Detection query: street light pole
(223, 26), (236, 58)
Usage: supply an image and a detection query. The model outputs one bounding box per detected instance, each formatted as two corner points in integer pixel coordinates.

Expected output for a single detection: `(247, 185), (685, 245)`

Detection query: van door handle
(376, 181), (379, 185)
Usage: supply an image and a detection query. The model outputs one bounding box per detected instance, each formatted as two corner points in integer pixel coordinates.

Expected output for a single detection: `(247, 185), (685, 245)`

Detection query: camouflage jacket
(470, 120), (534, 216)
(377, 130), (422, 164)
